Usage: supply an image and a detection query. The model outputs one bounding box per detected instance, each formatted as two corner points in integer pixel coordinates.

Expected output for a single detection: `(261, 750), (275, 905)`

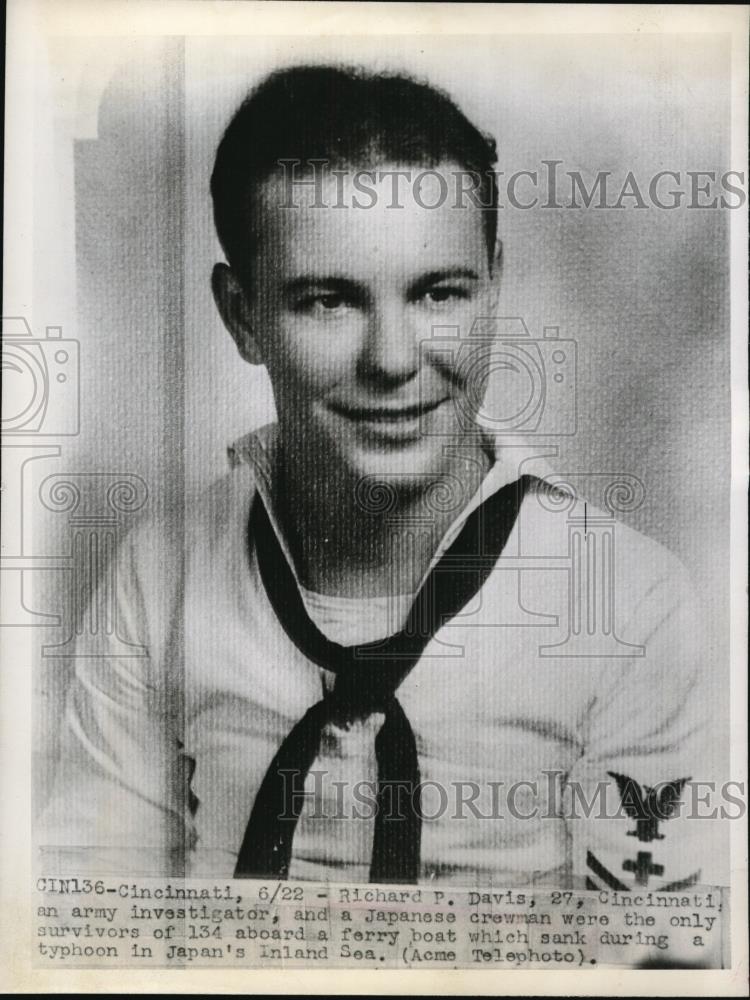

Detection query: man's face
(220, 163), (498, 489)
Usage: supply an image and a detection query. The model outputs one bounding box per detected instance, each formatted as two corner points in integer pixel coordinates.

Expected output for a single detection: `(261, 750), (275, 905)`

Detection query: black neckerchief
(234, 474), (535, 882)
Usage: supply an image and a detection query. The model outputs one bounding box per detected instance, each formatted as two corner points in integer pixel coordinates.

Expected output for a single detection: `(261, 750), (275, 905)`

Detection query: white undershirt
(298, 585), (416, 646)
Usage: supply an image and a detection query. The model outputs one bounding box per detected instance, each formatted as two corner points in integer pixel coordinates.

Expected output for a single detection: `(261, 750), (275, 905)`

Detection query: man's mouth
(330, 399), (447, 424)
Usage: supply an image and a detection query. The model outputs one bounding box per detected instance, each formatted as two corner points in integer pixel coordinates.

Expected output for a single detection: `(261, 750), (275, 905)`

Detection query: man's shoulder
(122, 431), (266, 575)
(516, 476), (698, 620)
(187, 461), (258, 542)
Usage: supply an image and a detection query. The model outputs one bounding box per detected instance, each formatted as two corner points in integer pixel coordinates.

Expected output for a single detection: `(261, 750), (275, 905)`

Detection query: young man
(42, 66), (717, 890)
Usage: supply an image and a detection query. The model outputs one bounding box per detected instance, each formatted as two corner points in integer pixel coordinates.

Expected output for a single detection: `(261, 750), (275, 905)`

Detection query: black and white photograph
(1, 0), (747, 991)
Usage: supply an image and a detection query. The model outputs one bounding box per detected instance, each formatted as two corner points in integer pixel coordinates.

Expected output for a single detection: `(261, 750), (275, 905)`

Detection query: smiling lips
(331, 398), (446, 423)
(329, 397), (448, 441)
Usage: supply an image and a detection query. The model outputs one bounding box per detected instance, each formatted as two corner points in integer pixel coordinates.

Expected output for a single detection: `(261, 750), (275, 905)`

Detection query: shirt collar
(228, 422), (554, 583)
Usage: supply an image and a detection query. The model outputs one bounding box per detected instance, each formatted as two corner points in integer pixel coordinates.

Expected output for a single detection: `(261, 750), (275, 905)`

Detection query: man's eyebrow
(411, 268), (481, 287)
(280, 275), (363, 295)
(279, 269), (481, 298)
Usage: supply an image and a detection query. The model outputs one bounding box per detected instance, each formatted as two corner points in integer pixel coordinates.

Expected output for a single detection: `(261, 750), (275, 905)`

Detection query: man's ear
(490, 238), (503, 286)
(211, 262), (264, 366)
(484, 238), (503, 311)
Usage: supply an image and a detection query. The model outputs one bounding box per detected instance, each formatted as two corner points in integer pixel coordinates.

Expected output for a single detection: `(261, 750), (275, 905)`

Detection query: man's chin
(288, 413), (479, 500)
(338, 436), (464, 495)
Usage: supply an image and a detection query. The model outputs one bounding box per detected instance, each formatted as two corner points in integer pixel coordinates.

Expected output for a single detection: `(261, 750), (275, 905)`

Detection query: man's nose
(358, 304), (419, 386)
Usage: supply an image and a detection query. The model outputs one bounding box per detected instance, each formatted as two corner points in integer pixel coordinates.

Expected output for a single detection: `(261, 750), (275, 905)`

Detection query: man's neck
(276, 440), (493, 599)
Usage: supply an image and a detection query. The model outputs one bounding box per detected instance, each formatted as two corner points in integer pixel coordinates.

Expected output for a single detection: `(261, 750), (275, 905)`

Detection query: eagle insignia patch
(607, 771), (690, 842)
(583, 773), (700, 892)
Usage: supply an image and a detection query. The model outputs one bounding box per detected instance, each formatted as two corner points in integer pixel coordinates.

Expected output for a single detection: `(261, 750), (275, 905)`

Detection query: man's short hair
(211, 64), (499, 282)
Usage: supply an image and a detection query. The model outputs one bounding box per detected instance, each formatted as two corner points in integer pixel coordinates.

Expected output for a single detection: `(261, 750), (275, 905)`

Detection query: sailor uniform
(40, 425), (720, 889)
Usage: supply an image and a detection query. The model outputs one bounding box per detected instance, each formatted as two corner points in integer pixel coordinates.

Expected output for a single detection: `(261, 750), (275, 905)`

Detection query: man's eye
(294, 292), (352, 314)
(421, 286), (470, 306)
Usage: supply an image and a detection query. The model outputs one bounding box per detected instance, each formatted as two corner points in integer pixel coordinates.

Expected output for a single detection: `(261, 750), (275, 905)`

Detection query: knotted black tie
(234, 474), (535, 882)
